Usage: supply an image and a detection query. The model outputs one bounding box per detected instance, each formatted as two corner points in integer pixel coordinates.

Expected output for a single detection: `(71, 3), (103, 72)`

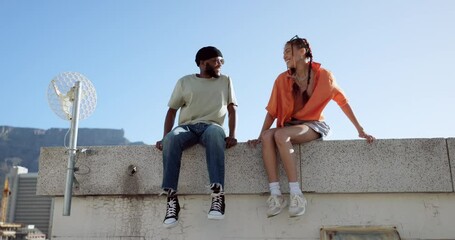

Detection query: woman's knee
(260, 129), (275, 144)
(273, 129), (290, 145)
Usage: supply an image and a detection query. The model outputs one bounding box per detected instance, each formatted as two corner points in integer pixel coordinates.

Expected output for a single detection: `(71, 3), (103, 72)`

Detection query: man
(155, 46), (238, 228)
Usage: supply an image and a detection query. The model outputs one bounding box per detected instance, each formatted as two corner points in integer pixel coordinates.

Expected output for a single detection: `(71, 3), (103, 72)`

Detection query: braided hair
(287, 36), (314, 106)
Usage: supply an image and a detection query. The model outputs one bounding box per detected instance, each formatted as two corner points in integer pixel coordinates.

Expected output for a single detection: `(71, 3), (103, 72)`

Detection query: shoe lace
(267, 195), (280, 208)
(165, 198), (178, 217)
(208, 183), (223, 193)
(290, 194), (305, 207)
(210, 192), (224, 211)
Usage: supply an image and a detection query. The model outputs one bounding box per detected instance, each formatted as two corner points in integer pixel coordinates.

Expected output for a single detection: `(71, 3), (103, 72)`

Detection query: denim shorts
(284, 120), (330, 138)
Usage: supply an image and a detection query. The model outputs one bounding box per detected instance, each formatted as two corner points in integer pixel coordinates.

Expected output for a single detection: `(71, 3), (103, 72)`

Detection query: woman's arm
(259, 113), (275, 138)
(340, 103), (375, 143)
(248, 113), (275, 147)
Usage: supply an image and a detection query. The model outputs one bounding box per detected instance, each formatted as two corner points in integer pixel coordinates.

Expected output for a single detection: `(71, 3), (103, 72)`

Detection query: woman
(248, 35), (375, 218)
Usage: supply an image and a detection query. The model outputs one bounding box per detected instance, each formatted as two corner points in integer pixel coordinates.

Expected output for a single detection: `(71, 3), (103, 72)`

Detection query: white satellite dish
(47, 72), (97, 121)
(47, 72), (97, 216)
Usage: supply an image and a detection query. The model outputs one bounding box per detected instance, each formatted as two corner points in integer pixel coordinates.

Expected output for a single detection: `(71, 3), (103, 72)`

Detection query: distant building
(1, 167), (51, 239)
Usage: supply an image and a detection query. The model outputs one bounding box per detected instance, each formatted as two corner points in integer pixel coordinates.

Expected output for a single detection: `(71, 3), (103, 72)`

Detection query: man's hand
(225, 136), (237, 148)
(156, 140), (163, 151)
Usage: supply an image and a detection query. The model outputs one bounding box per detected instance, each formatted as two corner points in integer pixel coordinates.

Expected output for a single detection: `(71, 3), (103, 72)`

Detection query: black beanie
(195, 46), (223, 66)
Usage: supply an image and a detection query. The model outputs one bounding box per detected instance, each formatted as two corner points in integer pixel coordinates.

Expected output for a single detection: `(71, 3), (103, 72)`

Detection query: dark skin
(156, 56), (237, 150)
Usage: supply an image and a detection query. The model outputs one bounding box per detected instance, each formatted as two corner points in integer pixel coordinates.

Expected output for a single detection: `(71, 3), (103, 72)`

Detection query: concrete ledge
(302, 138), (453, 192)
(447, 137), (455, 189)
(49, 193), (455, 240)
(37, 138), (454, 196)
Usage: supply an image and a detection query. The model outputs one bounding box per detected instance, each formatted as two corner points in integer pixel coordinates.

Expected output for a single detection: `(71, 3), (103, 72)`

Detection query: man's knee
(205, 125), (226, 139)
(162, 129), (184, 149)
(162, 132), (174, 146)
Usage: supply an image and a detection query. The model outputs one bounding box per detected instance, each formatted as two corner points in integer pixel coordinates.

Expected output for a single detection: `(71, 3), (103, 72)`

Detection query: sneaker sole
(289, 209), (306, 217)
(267, 209), (284, 217)
(163, 221), (178, 228)
(267, 212), (280, 218)
(267, 207), (285, 218)
(208, 214), (225, 220)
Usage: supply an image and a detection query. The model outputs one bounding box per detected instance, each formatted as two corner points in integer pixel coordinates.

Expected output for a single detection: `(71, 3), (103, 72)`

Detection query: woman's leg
(262, 128), (288, 217)
(260, 128), (280, 183)
(273, 125), (320, 182)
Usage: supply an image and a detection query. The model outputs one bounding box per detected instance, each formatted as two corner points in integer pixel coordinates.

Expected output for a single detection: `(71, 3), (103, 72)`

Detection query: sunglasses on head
(289, 35), (300, 41)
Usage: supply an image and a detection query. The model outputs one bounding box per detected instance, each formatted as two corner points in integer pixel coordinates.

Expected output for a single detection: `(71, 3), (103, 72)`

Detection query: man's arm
(225, 103), (237, 148)
(156, 108), (178, 150)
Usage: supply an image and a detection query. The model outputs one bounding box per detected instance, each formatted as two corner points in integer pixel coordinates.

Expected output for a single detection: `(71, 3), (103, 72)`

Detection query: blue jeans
(161, 123), (226, 191)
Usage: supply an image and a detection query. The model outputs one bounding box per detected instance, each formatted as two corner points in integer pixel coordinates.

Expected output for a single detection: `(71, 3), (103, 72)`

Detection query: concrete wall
(37, 138), (455, 240)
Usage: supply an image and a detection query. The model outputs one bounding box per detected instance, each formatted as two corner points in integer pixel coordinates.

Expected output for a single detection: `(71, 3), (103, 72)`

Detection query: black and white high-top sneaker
(163, 190), (180, 228)
(208, 183), (225, 219)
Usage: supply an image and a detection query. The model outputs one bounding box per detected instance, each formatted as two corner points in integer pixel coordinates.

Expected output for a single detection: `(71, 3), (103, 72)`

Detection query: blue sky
(1, 1), (454, 144)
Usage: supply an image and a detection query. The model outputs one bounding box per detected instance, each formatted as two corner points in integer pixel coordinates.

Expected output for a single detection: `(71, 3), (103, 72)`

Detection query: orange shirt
(266, 62), (348, 127)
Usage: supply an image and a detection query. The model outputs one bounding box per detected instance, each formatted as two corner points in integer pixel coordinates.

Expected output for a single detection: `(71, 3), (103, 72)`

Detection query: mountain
(0, 126), (145, 192)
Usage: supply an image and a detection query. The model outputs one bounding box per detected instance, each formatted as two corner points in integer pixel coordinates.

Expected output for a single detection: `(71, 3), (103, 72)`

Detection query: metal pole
(63, 81), (82, 216)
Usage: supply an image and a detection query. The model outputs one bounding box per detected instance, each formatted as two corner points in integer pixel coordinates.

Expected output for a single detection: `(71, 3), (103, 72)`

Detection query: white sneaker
(289, 194), (307, 217)
(266, 195), (287, 217)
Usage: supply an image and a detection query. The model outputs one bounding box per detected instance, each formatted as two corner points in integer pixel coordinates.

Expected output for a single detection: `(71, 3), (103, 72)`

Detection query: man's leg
(161, 125), (198, 228)
(200, 124), (226, 187)
(200, 124), (226, 219)
(161, 125), (198, 191)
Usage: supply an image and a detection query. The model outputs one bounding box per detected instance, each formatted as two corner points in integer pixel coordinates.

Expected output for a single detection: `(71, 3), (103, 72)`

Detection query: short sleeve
(167, 78), (184, 109)
(328, 71), (348, 107)
(265, 78), (280, 118)
(227, 76), (238, 106)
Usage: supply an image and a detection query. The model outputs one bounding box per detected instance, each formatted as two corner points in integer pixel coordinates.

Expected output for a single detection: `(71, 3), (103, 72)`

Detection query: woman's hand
(359, 130), (375, 144)
(247, 139), (262, 148)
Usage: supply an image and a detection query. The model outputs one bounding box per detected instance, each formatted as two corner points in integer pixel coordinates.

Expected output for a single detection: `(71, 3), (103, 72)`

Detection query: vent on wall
(320, 226), (401, 240)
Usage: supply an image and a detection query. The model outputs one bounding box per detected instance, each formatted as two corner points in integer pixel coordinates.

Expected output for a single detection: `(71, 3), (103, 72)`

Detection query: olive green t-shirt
(168, 74), (237, 126)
